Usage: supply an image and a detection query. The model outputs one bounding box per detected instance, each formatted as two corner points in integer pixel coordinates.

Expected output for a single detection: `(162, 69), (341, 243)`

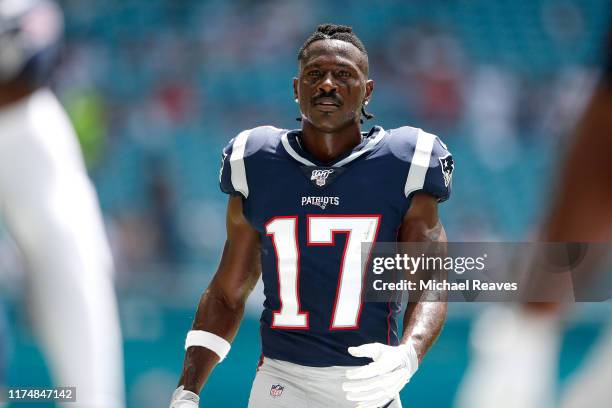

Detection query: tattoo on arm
(400, 196), (448, 363)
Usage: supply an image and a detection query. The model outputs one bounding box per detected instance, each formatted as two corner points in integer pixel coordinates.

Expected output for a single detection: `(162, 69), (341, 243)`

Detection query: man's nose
(318, 72), (337, 93)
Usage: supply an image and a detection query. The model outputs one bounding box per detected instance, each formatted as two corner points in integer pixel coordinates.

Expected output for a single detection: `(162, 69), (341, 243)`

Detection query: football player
(0, 1), (124, 406)
(170, 24), (454, 408)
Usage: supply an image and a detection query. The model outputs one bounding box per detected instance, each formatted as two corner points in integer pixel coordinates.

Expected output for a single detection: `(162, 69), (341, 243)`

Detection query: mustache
(312, 92), (342, 105)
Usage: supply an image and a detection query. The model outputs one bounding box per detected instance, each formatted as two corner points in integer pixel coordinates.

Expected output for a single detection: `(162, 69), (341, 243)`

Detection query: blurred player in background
(456, 27), (612, 408)
(0, 0), (124, 406)
(170, 24), (454, 408)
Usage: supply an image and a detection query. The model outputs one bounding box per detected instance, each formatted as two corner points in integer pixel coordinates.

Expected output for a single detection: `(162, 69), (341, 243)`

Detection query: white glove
(169, 385), (200, 408)
(342, 342), (419, 408)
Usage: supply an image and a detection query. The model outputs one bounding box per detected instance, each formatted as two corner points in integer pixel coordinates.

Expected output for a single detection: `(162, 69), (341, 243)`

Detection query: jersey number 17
(265, 215), (381, 330)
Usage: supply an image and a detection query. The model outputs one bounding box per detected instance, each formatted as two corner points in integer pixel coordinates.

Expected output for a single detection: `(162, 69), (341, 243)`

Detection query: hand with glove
(169, 385), (200, 408)
(342, 342), (419, 408)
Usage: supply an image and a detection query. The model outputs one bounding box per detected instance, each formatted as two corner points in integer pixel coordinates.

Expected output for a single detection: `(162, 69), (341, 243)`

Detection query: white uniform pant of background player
(249, 357), (402, 408)
(0, 88), (125, 408)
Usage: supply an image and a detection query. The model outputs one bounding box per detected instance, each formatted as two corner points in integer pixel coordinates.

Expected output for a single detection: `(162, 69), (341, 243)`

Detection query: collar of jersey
(281, 125), (386, 168)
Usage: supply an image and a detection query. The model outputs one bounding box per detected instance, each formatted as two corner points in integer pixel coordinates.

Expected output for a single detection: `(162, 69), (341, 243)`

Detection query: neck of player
(300, 120), (362, 164)
(0, 79), (34, 108)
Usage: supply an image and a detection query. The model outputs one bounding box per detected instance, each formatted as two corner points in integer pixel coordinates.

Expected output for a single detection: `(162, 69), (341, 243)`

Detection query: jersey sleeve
(422, 136), (454, 202)
(219, 138), (242, 197)
(218, 126), (278, 199)
(399, 128), (454, 203)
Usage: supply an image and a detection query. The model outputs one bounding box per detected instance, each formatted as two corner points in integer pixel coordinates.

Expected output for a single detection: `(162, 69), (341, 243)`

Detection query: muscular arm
(178, 195), (261, 393)
(399, 192), (448, 363)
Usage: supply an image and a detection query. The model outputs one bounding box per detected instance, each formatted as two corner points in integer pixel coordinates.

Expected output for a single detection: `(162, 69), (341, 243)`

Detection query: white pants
(0, 88), (125, 408)
(248, 357), (402, 408)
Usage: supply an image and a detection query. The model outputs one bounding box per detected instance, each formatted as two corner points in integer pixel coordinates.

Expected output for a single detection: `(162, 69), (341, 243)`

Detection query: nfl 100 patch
(300, 166), (345, 188)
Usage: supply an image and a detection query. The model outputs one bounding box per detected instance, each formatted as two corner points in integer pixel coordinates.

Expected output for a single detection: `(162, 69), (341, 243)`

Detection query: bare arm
(525, 76), (612, 313)
(543, 83), (612, 242)
(399, 192), (448, 363)
(178, 195), (261, 393)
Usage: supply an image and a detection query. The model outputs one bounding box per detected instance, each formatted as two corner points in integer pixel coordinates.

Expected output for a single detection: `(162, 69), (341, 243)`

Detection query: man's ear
(293, 77), (299, 101)
(364, 79), (374, 105)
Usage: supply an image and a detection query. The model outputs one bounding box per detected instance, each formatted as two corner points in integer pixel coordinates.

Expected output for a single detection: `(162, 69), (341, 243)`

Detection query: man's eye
(337, 71), (351, 78)
(308, 70), (322, 77)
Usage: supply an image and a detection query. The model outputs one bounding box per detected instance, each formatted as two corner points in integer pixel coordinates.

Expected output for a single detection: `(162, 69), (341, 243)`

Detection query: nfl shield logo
(270, 384), (284, 398)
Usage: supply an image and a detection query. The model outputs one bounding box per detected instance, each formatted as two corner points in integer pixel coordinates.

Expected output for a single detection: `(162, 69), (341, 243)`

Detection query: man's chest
(244, 159), (410, 234)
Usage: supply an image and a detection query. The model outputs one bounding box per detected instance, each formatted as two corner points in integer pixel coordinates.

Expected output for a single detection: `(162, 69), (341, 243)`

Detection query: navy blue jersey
(219, 125), (453, 367)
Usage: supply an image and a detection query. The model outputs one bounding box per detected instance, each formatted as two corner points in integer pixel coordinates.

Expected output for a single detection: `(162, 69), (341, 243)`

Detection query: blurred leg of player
(454, 305), (559, 408)
(248, 357), (402, 408)
(560, 322), (612, 408)
(0, 88), (125, 408)
(0, 300), (8, 408)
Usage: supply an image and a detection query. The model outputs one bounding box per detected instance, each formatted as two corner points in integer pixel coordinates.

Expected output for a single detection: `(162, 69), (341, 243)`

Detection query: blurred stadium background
(0, 0), (610, 406)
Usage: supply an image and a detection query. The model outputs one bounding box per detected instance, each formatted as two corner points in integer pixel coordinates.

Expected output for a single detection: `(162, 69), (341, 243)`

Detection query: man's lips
(313, 97), (341, 106)
(313, 103), (341, 112)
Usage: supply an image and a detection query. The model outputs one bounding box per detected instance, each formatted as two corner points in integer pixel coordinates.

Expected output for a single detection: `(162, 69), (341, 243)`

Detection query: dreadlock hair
(298, 24), (367, 65)
(297, 23), (374, 123)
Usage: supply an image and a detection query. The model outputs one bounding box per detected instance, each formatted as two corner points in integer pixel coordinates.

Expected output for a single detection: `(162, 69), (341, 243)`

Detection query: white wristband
(170, 385), (199, 408)
(185, 330), (231, 362)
